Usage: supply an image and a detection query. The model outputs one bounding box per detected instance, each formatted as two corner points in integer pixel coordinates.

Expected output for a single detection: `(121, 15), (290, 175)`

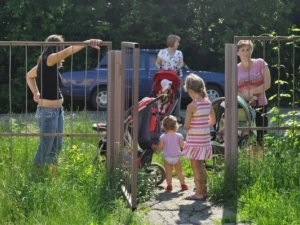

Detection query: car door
(139, 50), (155, 99)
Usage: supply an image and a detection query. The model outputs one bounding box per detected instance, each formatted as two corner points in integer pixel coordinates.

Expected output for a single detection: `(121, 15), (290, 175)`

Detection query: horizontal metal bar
(238, 126), (300, 131)
(121, 42), (139, 48)
(0, 132), (104, 137)
(0, 41), (112, 46)
(234, 36), (300, 43)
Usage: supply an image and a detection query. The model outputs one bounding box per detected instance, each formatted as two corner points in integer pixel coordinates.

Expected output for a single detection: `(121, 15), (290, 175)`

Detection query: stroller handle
(92, 95), (164, 132)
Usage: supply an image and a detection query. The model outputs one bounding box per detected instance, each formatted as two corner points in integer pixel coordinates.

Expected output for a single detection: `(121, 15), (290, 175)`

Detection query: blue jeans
(34, 106), (64, 166)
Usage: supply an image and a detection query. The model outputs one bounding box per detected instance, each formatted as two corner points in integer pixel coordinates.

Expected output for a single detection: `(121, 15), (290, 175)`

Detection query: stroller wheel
(145, 162), (166, 186)
(238, 135), (250, 148)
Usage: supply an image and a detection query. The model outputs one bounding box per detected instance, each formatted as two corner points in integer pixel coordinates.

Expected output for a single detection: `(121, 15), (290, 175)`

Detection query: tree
(0, 0), (299, 112)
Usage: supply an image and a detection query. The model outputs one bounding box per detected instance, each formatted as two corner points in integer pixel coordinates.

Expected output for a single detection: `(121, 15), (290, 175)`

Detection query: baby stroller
(152, 70), (181, 119)
(93, 96), (165, 185)
(92, 70), (181, 185)
(209, 96), (256, 170)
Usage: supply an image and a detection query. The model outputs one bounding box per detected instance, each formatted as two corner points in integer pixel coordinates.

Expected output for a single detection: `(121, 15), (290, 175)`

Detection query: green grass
(155, 111), (300, 224)
(0, 111), (150, 225)
(1, 109), (299, 224)
(236, 129), (300, 225)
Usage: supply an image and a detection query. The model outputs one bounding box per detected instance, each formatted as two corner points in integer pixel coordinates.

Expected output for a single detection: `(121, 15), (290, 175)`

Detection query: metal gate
(106, 42), (140, 209)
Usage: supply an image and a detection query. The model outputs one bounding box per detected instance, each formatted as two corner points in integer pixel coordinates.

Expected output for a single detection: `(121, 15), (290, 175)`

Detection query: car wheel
(91, 86), (107, 110)
(206, 84), (223, 102)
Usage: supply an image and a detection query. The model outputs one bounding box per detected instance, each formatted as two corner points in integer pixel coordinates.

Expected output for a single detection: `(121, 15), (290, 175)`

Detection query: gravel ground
(142, 178), (249, 225)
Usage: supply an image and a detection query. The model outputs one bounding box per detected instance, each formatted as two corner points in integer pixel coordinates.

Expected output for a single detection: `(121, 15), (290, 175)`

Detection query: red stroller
(152, 70), (181, 119)
(92, 70), (181, 185)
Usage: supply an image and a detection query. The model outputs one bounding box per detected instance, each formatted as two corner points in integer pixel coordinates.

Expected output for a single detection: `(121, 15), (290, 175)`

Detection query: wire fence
(0, 40), (112, 169)
(222, 36), (300, 192)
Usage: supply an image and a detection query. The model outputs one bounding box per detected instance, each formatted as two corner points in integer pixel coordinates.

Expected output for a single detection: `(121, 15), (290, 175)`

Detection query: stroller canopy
(152, 70), (181, 95)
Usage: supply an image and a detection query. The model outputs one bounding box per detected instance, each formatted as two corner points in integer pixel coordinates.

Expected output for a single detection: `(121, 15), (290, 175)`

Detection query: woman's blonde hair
(184, 73), (207, 98)
(166, 34), (181, 47)
(236, 40), (254, 54)
(162, 115), (179, 131)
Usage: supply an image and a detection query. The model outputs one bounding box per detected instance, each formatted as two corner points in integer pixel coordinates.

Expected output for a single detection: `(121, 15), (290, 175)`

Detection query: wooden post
(107, 50), (123, 173)
(224, 44), (238, 195)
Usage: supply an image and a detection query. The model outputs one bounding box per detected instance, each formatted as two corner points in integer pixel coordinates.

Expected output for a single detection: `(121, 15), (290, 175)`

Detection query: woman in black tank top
(26, 34), (102, 176)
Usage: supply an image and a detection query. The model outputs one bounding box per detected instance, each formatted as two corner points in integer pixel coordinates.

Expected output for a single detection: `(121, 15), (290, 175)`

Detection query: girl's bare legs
(174, 160), (185, 185)
(164, 160), (173, 188)
(191, 159), (207, 197)
(199, 160), (208, 197)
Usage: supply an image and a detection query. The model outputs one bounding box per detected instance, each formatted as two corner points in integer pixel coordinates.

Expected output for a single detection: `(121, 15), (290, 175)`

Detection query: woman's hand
(239, 89), (253, 101)
(47, 39), (102, 66)
(85, 39), (102, 49)
(33, 92), (40, 103)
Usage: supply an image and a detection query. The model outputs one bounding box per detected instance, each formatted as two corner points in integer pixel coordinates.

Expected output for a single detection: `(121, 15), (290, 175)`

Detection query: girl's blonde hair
(184, 73), (207, 99)
(166, 34), (181, 47)
(162, 115), (179, 131)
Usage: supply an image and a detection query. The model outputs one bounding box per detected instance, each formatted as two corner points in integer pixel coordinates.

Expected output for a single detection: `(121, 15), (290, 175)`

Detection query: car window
(149, 54), (157, 70)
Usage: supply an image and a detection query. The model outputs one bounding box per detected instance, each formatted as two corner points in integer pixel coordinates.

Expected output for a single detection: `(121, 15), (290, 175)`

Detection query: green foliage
(1, 0), (299, 68)
(0, 114), (150, 225)
(0, 76), (36, 113)
(236, 114), (300, 224)
(206, 109), (300, 224)
(1, 0), (300, 112)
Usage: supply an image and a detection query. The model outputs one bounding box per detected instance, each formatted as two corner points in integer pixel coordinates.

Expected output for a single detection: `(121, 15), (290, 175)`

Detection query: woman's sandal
(184, 194), (206, 201)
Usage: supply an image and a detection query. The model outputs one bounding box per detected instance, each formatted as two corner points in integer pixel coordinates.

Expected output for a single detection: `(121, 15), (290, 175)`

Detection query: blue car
(60, 49), (224, 110)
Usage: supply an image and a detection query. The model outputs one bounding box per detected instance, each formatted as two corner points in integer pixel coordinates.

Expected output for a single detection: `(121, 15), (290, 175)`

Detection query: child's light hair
(162, 115), (179, 131)
(184, 73), (207, 99)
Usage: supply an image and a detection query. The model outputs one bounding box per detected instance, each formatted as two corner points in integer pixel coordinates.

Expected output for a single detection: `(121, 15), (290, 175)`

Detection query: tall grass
(237, 128), (300, 225)
(0, 111), (150, 225)
(207, 112), (300, 224)
(2, 109), (299, 224)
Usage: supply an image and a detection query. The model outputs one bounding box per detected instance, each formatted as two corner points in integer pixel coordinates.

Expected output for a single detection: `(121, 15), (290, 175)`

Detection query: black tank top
(36, 48), (63, 100)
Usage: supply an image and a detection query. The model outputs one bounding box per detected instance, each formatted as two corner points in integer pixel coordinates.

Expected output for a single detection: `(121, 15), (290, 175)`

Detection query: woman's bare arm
(155, 57), (162, 69)
(26, 65), (40, 102)
(47, 39), (102, 66)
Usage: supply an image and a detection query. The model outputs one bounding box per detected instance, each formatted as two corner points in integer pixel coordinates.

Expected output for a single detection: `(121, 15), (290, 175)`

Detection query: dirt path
(142, 178), (249, 225)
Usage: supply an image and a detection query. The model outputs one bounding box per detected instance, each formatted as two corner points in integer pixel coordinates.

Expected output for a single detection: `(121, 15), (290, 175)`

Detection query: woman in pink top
(237, 40), (271, 144)
(157, 115), (188, 192)
(182, 74), (216, 201)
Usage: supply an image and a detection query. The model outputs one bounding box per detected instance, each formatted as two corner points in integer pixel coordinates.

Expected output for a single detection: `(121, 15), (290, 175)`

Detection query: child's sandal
(165, 185), (172, 192)
(181, 184), (188, 190)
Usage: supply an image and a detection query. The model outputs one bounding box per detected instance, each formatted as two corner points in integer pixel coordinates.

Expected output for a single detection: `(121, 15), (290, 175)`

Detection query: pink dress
(182, 99), (212, 160)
